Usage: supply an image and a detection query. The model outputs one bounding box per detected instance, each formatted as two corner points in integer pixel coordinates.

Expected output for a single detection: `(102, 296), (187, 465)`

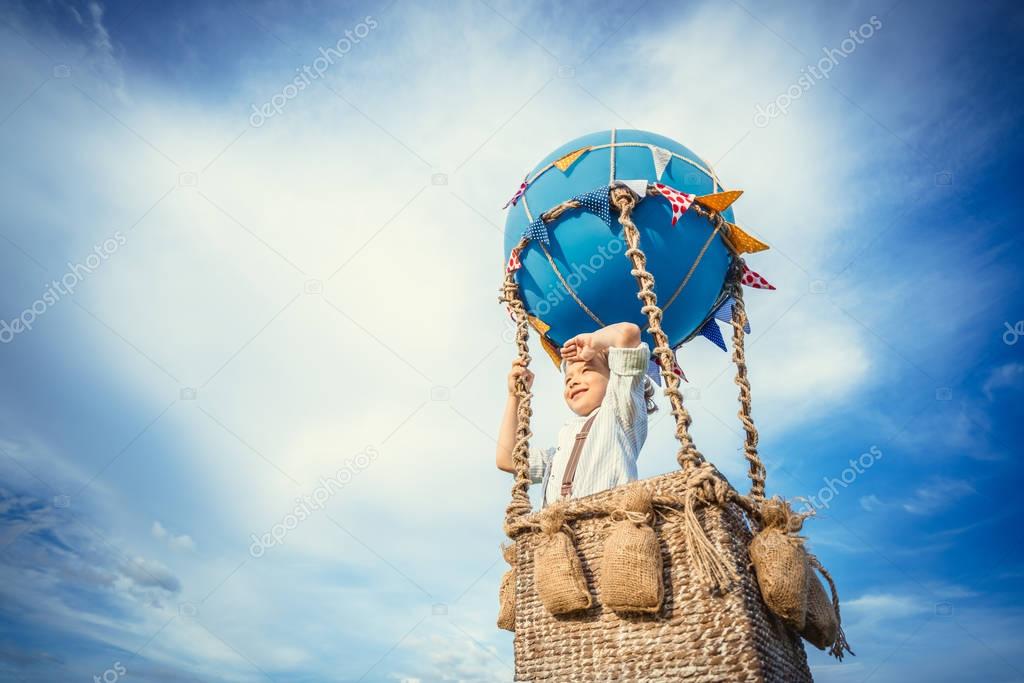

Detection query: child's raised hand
(560, 333), (601, 363)
(507, 358), (534, 394)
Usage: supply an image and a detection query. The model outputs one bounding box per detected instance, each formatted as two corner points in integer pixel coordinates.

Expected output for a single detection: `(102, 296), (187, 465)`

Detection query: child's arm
(560, 322), (642, 361)
(496, 358), (533, 473)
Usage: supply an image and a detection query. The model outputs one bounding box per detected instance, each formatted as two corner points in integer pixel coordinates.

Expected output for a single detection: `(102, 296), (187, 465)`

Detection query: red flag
(741, 263), (776, 290)
(653, 182), (696, 226)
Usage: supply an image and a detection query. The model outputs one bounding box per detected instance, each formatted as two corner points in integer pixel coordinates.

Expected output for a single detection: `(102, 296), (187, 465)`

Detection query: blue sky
(0, 0), (1022, 681)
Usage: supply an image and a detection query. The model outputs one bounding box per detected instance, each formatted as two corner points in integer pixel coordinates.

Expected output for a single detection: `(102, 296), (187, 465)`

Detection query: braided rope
(500, 237), (537, 536)
(725, 257), (767, 501)
(609, 186), (705, 472)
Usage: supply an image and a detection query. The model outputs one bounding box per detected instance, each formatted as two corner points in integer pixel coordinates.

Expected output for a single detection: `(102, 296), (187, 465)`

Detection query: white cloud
(982, 361), (1023, 401)
(902, 477), (974, 515)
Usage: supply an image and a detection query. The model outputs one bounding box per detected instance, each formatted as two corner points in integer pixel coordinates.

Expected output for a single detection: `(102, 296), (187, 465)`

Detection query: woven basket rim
(517, 466), (743, 528)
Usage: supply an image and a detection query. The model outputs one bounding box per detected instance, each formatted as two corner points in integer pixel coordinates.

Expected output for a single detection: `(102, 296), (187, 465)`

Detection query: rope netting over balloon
(502, 129), (777, 378)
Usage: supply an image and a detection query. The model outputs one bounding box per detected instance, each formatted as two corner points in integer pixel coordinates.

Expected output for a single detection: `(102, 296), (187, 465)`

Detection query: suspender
(543, 411), (599, 508)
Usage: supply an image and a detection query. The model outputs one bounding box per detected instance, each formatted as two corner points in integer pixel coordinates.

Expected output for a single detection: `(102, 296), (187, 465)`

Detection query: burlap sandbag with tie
(533, 501), (593, 615)
(497, 542), (516, 631)
(748, 498), (810, 629)
(801, 562), (838, 648)
(598, 484), (664, 613)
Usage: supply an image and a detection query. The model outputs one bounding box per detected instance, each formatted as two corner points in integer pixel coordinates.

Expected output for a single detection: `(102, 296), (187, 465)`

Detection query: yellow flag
(527, 315), (551, 335)
(539, 335), (562, 368)
(696, 190), (743, 213)
(723, 223), (770, 254)
(553, 147), (590, 173)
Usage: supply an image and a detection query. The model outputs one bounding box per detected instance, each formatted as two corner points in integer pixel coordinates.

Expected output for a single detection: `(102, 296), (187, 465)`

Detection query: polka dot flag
(741, 263), (776, 290)
(523, 217), (550, 245)
(653, 182), (696, 226)
(502, 177), (527, 209)
(506, 246), (522, 273)
(713, 295), (751, 333)
(698, 317), (727, 352)
(572, 187), (611, 226)
(648, 352), (687, 386)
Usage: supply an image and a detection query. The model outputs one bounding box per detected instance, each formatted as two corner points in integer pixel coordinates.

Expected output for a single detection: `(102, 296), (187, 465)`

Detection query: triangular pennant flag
(611, 179), (648, 198)
(723, 223), (769, 254)
(527, 315), (550, 335)
(713, 296), (751, 333)
(553, 146), (590, 173)
(505, 246), (522, 273)
(695, 190), (743, 213)
(650, 146), (672, 181)
(646, 358), (662, 386)
(539, 335), (562, 368)
(652, 182), (696, 226)
(523, 217), (549, 245)
(572, 187), (611, 226)
(741, 263), (776, 289)
(650, 352), (687, 384)
(698, 317), (727, 352)
(502, 176), (528, 209)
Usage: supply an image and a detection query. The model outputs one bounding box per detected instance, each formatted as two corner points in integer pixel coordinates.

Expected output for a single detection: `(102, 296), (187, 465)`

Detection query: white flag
(651, 146), (672, 181)
(611, 178), (648, 198)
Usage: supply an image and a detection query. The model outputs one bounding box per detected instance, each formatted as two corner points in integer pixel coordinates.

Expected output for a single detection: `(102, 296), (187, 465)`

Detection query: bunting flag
(696, 190), (743, 213)
(527, 315), (550, 335)
(650, 146), (672, 181)
(523, 217), (550, 245)
(573, 187), (611, 226)
(741, 263), (776, 289)
(648, 352), (687, 386)
(713, 295), (751, 333)
(505, 246), (522, 273)
(502, 176), (528, 209)
(653, 182), (696, 226)
(554, 146), (590, 172)
(723, 223), (770, 254)
(539, 335), (562, 368)
(612, 179), (648, 198)
(698, 317), (727, 352)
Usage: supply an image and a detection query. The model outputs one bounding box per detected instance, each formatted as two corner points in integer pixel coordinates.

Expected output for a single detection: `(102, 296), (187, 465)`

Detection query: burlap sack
(534, 504), (593, 615)
(749, 527), (808, 629)
(801, 563), (839, 649)
(497, 543), (516, 631)
(599, 485), (664, 613)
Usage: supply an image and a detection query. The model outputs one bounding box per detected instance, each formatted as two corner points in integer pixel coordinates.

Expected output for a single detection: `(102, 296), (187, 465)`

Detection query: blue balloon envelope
(503, 129), (737, 351)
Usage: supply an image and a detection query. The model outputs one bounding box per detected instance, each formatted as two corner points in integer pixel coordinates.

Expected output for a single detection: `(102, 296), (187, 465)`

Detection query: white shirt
(528, 343), (650, 507)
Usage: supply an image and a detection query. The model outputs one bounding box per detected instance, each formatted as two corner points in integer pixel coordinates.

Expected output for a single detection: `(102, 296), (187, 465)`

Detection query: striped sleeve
(604, 342), (650, 433)
(528, 446), (554, 484)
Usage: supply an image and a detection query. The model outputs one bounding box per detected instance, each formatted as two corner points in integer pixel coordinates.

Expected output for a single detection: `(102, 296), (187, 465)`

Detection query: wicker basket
(510, 473), (812, 682)
(495, 187), (846, 681)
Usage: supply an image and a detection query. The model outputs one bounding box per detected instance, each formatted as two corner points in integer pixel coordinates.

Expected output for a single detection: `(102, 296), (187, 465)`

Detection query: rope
(500, 237), (537, 536)
(538, 242), (607, 328)
(725, 258), (767, 502)
(609, 186), (705, 472)
(807, 552), (855, 660)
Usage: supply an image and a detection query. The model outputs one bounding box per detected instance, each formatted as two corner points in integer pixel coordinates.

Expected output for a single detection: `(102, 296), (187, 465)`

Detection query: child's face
(562, 356), (610, 416)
